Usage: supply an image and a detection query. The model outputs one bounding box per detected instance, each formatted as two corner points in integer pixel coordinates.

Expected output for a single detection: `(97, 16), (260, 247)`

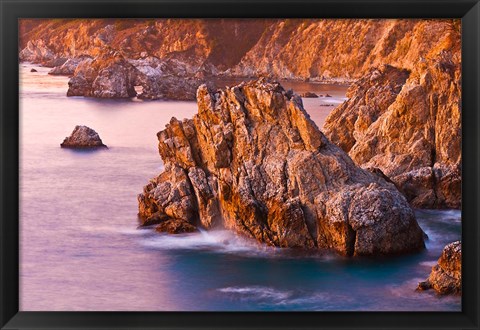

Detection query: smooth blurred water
(19, 63), (461, 311)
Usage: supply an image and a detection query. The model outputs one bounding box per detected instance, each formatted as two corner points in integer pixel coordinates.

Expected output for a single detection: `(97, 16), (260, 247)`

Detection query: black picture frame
(1, 0), (479, 329)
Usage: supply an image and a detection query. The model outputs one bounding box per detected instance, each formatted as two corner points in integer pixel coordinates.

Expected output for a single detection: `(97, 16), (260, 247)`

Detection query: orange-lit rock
(138, 80), (425, 256)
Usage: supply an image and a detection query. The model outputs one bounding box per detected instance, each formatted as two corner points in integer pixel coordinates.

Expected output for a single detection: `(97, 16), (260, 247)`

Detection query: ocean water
(19, 63), (461, 311)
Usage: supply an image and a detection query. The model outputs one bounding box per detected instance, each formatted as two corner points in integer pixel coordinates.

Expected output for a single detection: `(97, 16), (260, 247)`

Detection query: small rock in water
(30, 68), (38, 72)
(156, 219), (197, 234)
(417, 241), (461, 295)
(300, 91), (318, 98)
(61, 125), (107, 149)
(325, 93), (332, 97)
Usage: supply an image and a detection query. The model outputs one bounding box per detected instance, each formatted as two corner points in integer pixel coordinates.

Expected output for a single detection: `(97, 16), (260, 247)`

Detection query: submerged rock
(30, 68), (37, 72)
(417, 241), (461, 295)
(156, 219), (197, 234)
(61, 125), (107, 148)
(138, 79), (425, 256)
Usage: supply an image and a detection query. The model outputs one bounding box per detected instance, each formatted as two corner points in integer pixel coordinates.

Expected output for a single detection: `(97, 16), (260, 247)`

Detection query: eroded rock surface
(61, 125), (107, 148)
(417, 241), (461, 295)
(138, 79), (425, 256)
(323, 30), (461, 209)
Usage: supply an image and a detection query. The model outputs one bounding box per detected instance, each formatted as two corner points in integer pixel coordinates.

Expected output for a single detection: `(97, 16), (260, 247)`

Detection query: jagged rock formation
(417, 241), (461, 295)
(138, 80), (425, 255)
(323, 26), (461, 209)
(61, 125), (107, 148)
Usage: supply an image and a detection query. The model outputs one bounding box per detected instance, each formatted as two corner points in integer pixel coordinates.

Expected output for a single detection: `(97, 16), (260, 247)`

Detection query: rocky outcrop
(323, 27), (461, 209)
(49, 55), (92, 75)
(417, 241), (461, 295)
(67, 52), (137, 98)
(66, 52), (203, 100)
(19, 39), (55, 64)
(138, 79), (425, 256)
(61, 125), (107, 148)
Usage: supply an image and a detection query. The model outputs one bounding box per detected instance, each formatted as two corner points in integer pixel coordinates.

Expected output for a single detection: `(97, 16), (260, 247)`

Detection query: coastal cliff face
(20, 18), (461, 209)
(138, 80), (425, 256)
(19, 19), (457, 81)
(323, 25), (461, 208)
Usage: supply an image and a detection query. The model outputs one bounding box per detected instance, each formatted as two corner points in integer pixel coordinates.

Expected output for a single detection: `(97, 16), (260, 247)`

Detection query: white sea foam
(419, 260), (437, 268)
(217, 286), (353, 309)
(320, 98), (346, 104)
(218, 286), (292, 302)
(140, 229), (278, 257)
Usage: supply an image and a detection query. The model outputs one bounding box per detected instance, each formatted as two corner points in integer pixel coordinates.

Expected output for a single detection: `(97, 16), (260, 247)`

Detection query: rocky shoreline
(19, 19), (459, 98)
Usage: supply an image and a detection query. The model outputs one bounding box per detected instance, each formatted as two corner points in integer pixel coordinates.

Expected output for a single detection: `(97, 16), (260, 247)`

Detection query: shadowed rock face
(417, 241), (461, 295)
(323, 34), (461, 209)
(138, 79), (425, 256)
(61, 125), (107, 148)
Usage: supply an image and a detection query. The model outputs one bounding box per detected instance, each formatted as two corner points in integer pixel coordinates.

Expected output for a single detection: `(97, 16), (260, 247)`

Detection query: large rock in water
(138, 79), (425, 256)
(417, 241), (461, 295)
(61, 125), (107, 148)
(67, 52), (202, 100)
(323, 42), (461, 209)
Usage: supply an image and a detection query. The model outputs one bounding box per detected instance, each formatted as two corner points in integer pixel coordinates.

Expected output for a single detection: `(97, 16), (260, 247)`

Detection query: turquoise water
(19, 63), (461, 311)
